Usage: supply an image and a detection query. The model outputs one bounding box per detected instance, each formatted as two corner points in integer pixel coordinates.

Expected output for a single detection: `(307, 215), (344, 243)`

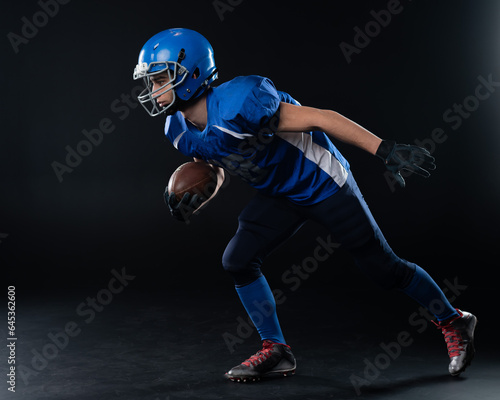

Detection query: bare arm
(277, 102), (382, 155)
(193, 158), (226, 211)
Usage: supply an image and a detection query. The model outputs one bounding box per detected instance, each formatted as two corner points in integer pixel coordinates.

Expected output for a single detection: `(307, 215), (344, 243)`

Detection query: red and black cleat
(433, 309), (477, 376)
(225, 340), (296, 383)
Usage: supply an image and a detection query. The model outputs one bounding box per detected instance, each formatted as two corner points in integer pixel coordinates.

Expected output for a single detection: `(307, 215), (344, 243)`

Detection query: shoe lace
(242, 340), (274, 367)
(433, 317), (463, 358)
(442, 325), (464, 358)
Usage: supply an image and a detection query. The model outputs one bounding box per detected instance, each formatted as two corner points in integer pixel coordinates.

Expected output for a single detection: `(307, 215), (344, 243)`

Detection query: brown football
(167, 161), (218, 202)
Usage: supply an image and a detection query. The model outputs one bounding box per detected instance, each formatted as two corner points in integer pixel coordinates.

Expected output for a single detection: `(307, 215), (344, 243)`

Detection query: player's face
(150, 72), (174, 108)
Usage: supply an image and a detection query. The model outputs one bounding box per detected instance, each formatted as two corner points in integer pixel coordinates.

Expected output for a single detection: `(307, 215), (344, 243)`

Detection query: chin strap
(188, 68), (218, 100)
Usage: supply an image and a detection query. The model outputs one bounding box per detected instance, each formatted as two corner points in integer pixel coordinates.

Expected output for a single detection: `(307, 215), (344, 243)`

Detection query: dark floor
(3, 284), (497, 400)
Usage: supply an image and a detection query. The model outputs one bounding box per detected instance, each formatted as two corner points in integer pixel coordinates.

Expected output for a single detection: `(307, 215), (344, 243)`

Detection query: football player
(133, 28), (476, 382)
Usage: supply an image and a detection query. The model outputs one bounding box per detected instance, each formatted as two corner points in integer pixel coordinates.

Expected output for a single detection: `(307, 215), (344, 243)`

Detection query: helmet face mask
(134, 62), (189, 117)
(133, 28), (218, 118)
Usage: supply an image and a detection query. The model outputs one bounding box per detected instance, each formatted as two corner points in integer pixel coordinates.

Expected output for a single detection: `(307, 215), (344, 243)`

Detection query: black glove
(376, 140), (436, 188)
(164, 190), (206, 222)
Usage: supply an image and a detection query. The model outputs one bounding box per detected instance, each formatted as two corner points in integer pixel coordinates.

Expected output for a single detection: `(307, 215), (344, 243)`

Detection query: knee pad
(364, 258), (416, 290)
(353, 241), (416, 290)
(222, 248), (263, 286)
(389, 259), (417, 290)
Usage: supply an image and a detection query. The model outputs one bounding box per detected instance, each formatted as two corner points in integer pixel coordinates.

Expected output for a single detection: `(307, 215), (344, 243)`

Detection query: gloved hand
(376, 140), (436, 188)
(164, 191), (206, 222)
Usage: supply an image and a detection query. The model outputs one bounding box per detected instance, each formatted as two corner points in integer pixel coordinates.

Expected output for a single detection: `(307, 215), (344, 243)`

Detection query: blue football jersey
(164, 75), (350, 205)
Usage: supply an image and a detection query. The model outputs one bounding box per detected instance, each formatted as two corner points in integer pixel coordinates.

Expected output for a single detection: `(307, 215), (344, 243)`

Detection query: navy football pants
(222, 173), (458, 343)
(222, 172), (416, 290)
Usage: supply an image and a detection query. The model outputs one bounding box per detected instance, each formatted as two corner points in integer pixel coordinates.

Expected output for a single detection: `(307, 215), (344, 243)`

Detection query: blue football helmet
(133, 28), (218, 117)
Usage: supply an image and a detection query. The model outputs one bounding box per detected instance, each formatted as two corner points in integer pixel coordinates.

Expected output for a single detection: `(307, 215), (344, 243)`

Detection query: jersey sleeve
(164, 112), (201, 158)
(222, 76), (281, 135)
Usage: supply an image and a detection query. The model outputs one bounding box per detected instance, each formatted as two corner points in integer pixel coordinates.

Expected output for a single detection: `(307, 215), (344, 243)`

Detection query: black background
(1, 0), (499, 306)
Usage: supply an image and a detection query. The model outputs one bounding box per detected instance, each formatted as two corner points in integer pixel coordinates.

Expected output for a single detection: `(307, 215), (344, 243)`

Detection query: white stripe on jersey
(276, 131), (348, 187)
(172, 130), (186, 149)
(214, 125), (254, 139)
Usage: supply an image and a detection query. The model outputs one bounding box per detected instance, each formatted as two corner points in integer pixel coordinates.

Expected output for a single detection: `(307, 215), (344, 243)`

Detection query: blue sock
(402, 265), (458, 321)
(235, 275), (286, 344)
